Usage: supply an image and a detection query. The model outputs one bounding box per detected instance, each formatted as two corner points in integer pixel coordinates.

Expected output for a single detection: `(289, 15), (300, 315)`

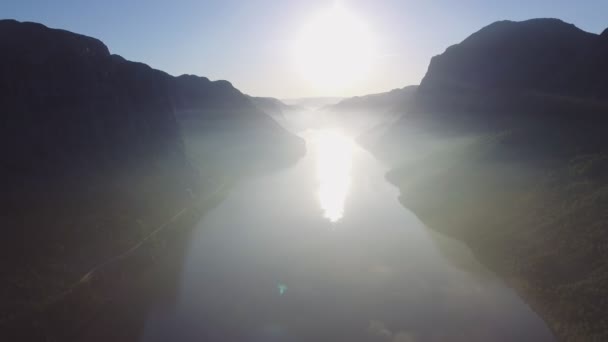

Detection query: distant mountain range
(321, 86), (418, 137)
(324, 86), (418, 114)
(248, 96), (303, 120)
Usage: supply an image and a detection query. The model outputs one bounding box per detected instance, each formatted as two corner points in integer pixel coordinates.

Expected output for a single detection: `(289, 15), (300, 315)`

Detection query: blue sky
(2, 0), (607, 98)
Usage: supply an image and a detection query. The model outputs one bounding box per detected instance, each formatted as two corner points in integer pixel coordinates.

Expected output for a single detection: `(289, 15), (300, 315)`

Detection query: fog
(139, 112), (554, 342)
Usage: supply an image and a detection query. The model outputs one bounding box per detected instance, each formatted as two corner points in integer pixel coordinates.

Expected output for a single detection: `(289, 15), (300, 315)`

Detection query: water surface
(142, 129), (554, 342)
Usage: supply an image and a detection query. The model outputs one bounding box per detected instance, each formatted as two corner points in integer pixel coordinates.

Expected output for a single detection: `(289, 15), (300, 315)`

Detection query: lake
(141, 128), (554, 342)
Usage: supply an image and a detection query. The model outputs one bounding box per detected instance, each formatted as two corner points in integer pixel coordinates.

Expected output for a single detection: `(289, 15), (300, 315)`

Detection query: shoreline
(386, 148), (608, 341)
(4, 181), (233, 341)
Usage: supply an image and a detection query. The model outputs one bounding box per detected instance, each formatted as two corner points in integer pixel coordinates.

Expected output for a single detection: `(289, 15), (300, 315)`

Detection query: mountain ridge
(419, 18), (608, 101)
(371, 18), (608, 341)
(0, 19), (304, 331)
(324, 85), (418, 113)
(0, 18), (304, 184)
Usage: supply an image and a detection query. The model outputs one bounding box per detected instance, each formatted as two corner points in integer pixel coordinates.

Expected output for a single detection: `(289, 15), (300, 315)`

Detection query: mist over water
(141, 114), (554, 342)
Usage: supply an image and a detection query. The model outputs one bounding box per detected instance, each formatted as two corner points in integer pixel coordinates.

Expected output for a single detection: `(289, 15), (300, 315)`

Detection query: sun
(294, 5), (375, 91)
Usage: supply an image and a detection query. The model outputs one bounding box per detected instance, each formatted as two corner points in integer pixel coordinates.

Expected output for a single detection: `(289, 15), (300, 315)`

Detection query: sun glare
(312, 130), (355, 223)
(294, 5), (375, 91)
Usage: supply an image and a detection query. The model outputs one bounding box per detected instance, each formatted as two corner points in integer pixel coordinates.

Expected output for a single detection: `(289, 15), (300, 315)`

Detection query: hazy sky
(3, 0), (607, 98)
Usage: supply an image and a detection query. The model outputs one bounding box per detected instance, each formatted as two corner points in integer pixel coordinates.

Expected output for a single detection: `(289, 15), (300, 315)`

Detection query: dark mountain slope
(376, 19), (608, 162)
(248, 96), (303, 120)
(0, 19), (196, 333)
(169, 77), (305, 173)
(0, 18), (304, 193)
(374, 19), (608, 341)
(407, 19), (608, 130)
(0, 19), (303, 332)
(172, 75), (250, 112)
(0, 20), (188, 186)
(420, 18), (606, 100)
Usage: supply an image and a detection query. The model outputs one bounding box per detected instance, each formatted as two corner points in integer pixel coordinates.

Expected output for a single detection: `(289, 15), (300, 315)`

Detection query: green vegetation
(387, 134), (608, 341)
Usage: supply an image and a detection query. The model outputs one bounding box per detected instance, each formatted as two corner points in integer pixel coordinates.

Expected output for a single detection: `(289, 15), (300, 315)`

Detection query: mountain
(325, 86), (418, 113)
(166, 75), (305, 172)
(320, 86), (418, 140)
(248, 96), (302, 120)
(412, 18), (608, 125)
(376, 19), (608, 161)
(0, 19), (303, 329)
(0, 20), (188, 187)
(420, 18), (608, 100)
(0, 19), (303, 189)
(373, 19), (608, 341)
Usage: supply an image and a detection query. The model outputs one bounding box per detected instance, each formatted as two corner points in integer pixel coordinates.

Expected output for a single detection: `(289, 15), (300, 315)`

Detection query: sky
(2, 0), (607, 98)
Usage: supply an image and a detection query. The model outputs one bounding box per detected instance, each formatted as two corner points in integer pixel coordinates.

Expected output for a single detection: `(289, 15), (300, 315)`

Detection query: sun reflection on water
(311, 129), (355, 223)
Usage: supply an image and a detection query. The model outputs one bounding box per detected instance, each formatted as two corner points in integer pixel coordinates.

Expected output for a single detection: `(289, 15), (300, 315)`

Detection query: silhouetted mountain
(0, 19), (303, 333)
(371, 19), (608, 341)
(169, 77), (304, 172)
(374, 19), (608, 161)
(0, 20), (191, 188)
(325, 86), (418, 113)
(171, 75), (252, 113)
(421, 18), (607, 98)
(416, 18), (608, 117)
(320, 86), (418, 138)
(0, 19), (303, 189)
(248, 96), (303, 120)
